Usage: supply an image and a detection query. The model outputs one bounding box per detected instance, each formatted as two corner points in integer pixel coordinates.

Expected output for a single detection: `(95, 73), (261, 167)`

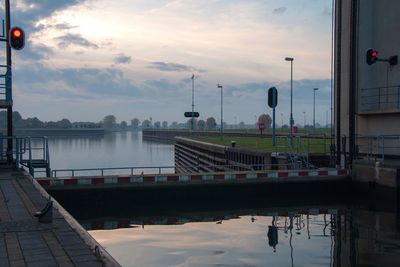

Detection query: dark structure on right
(335, 0), (400, 189)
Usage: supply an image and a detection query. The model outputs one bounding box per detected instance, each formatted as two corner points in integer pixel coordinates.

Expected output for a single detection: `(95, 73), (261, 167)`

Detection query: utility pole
(217, 84), (223, 140)
(5, 0), (13, 163)
(191, 74), (195, 134)
(313, 88), (319, 132)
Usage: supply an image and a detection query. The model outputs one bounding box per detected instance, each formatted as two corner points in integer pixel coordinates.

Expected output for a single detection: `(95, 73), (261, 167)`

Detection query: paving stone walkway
(0, 167), (108, 267)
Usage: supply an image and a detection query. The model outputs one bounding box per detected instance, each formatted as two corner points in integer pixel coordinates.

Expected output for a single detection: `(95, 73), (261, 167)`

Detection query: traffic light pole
(272, 106), (276, 146)
(5, 0), (13, 164)
(191, 74), (194, 135)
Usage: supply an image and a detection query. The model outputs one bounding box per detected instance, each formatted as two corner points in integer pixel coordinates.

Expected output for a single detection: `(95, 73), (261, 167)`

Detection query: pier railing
(51, 163), (294, 178)
(356, 135), (400, 160)
(359, 85), (400, 113)
(0, 65), (11, 107)
(0, 135), (27, 165)
(0, 135), (51, 176)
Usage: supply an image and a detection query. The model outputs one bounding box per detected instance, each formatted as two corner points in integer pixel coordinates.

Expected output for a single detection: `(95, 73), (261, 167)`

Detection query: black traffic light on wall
(9, 27), (25, 50)
(366, 48), (398, 66)
(366, 48), (378, 65)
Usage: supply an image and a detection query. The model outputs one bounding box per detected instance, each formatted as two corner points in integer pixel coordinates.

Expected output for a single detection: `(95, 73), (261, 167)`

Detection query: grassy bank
(193, 136), (333, 154)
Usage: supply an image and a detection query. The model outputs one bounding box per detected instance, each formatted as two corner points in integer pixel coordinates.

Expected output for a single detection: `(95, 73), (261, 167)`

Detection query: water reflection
(32, 131), (174, 176)
(78, 206), (400, 267)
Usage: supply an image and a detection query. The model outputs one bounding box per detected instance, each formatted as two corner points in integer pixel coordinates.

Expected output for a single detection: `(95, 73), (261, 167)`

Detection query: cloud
(147, 62), (205, 73)
(12, 0), (87, 32)
(272, 7), (287, 15)
(20, 42), (54, 61)
(55, 33), (99, 49)
(14, 64), (140, 99)
(114, 54), (132, 64)
(36, 22), (77, 31)
(54, 23), (76, 30)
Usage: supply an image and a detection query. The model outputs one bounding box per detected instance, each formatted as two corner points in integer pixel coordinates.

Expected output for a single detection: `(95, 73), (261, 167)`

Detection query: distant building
(335, 0), (400, 164)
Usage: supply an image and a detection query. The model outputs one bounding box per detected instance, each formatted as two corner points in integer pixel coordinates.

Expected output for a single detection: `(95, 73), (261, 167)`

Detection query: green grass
(147, 128), (333, 135)
(193, 136), (333, 154)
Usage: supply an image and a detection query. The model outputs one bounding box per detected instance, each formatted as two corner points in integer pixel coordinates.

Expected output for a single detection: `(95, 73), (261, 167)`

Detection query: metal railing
(51, 163), (294, 178)
(356, 135), (400, 160)
(0, 65), (11, 103)
(359, 85), (400, 113)
(0, 135), (28, 166)
(274, 136), (320, 169)
(0, 135), (51, 176)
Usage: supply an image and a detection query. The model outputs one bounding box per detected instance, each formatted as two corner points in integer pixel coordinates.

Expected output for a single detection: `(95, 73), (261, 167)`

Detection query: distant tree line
(0, 111), (278, 132)
(0, 111), (102, 129)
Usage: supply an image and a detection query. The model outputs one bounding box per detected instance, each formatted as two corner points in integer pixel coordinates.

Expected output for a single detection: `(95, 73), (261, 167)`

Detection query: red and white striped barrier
(81, 208), (346, 230)
(37, 169), (349, 188)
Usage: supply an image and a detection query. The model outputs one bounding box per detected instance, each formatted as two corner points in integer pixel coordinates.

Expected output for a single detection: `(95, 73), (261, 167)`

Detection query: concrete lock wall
(174, 137), (272, 173)
(336, 0), (400, 157)
(357, 0), (400, 137)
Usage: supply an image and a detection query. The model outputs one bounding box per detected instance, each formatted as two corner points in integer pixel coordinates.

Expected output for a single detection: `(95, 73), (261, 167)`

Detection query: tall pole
(6, 0), (13, 163)
(218, 84), (223, 140)
(285, 57), (294, 138)
(313, 88), (319, 132)
(290, 60), (293, 136)
(326, 110), (328, 128)
(303, 111), (306, 127)
(191, 74), (194, 133)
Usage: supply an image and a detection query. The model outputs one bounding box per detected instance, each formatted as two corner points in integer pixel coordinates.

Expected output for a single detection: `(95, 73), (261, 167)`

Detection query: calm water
(43, 131), (174, 176)
(79, 205), (400, 267)
(39, 131), (400, 266)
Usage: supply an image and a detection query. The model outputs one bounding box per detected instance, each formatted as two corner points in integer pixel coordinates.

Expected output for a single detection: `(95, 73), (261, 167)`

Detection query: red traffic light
(9, 27), (25, 50)
(366, 48), (378, 65)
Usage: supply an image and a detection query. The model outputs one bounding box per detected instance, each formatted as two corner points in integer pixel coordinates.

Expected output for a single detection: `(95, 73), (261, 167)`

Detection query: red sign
(258, 123), (265, 130)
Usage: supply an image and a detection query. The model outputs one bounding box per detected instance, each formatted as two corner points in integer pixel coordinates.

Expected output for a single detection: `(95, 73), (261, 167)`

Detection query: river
(44, 131), (174, 177)
(43, 131), (400, 267)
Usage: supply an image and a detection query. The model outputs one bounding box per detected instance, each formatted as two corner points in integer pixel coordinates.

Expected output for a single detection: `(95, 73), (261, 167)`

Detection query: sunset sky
(1, 0), (334, 125)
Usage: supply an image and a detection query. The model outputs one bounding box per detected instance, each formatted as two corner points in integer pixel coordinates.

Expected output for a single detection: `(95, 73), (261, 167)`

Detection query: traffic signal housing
(366, 48), (378, 65)
(9, 27), (25, 50)
(268, 87), (278, 108)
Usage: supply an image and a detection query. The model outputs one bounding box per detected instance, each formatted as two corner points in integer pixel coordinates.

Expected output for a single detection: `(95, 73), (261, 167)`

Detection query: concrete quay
(0, 167), (119, 267)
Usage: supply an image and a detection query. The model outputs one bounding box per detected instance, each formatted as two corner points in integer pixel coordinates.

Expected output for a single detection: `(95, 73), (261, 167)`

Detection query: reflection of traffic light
(366, 48), (378, 65)
(9, 27), (25, 50)
(267, 226), (278, 252)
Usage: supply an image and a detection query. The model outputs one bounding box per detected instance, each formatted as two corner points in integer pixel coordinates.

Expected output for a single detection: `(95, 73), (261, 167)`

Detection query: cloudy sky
(1, 0), (333, 125)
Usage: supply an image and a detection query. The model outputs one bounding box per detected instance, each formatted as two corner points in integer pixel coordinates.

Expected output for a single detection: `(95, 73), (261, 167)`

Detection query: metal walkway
(0, 167), (119, 266)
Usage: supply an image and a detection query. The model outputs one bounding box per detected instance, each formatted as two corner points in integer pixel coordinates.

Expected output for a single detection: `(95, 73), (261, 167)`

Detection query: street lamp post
(191, 74), (195, 133)
(217, 84), (223, 140)
(313, 88), (319, 132)
(285, 57), (294, 138)
(303, 111), (306, 128)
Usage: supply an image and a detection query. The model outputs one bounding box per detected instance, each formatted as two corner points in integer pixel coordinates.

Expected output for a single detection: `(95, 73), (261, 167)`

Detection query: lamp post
(303, 111), (306, 128)
(191, 74), (195, 133)
(313, 88), (319, 132)
(285, 57), (294, 138)
(217, 84), (223, 140)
